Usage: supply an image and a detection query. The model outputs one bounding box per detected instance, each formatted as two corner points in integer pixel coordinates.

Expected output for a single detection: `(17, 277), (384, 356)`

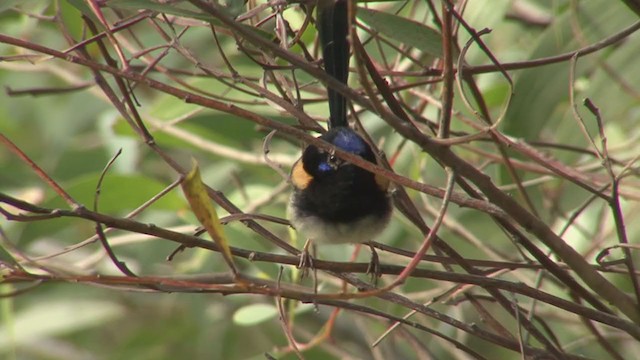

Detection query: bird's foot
(366, 243), (382, 286)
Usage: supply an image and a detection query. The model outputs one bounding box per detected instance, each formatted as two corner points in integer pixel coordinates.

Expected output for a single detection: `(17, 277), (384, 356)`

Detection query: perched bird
(288, 0), (392, 251)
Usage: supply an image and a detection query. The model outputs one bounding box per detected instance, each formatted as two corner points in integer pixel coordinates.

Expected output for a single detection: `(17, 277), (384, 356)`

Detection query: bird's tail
(317, 0), (349, 129)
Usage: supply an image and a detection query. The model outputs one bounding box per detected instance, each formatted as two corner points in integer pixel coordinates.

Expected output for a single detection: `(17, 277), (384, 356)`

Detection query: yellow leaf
(181, 159), (237, 274)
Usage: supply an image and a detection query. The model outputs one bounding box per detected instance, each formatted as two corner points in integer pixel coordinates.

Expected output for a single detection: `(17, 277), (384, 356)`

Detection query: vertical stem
(439, 3), (454, 139)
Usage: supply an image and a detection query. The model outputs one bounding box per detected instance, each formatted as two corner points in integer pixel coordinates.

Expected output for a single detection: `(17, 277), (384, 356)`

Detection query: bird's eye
(327, 153), (342, 168)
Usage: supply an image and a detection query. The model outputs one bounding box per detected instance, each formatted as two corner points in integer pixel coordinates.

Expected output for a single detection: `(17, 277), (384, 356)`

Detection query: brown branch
(0, 133), (80, 209)
(1, 192), (638, 337)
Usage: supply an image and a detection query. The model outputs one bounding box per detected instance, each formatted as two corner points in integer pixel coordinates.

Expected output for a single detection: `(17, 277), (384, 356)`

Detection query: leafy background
(1, 0), (640, 359)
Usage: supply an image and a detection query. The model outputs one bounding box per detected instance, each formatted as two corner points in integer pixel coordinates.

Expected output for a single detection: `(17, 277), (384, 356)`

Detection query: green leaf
(64, 0), (100, 23)
(19, 174), (185, 243)
(62, 173), (184, 213)
(232, 303), (278, 326)
(619, 0), (640, 17)
(107, 0), (216, 22)
(59, 0), (85, 40)
(498, 1), (637, 186)
(0, 299), (124, 350)
(107, 0), (270, 38)
(357, 7), (442, 57)
(502, 1), (637, 140)
(0, 0), (22, 13)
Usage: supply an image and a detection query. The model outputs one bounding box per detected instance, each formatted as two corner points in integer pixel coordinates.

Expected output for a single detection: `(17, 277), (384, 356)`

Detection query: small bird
(288, 0), (392, 254)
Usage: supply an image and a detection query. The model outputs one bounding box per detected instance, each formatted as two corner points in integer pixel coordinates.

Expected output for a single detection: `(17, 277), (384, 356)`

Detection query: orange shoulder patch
(374, 158), (390, 192)
(291, 159), (312, 189)
(374, 173), (390, 192)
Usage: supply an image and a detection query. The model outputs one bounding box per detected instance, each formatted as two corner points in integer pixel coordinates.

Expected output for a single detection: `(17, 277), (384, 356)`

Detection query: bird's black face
(290, 127), (390, 224)
(301, 127), (377, 178)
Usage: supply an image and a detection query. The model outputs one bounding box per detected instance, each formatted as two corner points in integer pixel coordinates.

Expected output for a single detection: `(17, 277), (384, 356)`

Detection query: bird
(287, 0), (392, 267)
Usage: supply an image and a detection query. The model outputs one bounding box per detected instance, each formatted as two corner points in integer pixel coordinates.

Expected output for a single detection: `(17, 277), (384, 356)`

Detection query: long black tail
(317, 0), (349, 129)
